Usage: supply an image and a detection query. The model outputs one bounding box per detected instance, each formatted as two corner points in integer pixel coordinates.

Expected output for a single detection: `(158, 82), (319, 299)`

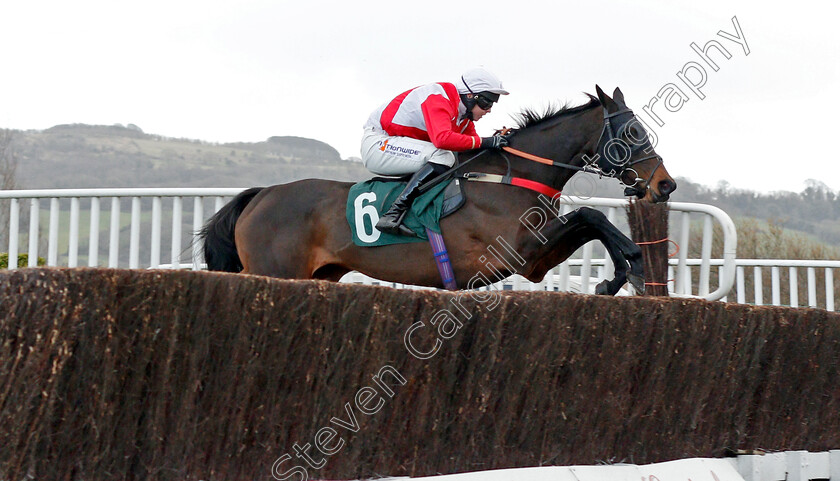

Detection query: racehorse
(198, 86), (676, 295)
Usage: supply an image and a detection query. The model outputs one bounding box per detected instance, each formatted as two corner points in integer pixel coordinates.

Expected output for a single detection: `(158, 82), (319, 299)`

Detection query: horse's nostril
(659, 179), (677, 195)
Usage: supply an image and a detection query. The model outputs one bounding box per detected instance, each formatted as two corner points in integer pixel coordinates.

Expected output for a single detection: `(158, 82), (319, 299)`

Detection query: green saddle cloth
(346, 178), (452, 247)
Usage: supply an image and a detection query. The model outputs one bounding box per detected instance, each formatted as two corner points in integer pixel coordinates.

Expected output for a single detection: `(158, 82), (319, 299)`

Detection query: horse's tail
(197, 187), (264, 272)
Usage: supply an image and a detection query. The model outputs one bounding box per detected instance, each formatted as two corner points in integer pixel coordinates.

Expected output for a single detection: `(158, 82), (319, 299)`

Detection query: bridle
(593, 106), (664, 198)
(502, 105), (664, 198)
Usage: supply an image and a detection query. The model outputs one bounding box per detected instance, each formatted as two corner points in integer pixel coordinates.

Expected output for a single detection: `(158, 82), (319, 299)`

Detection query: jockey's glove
(480, 134), (509, 150)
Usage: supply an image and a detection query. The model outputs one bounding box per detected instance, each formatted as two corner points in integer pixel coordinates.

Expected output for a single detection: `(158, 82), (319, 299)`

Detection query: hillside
(12, 123), (370, 188)
(670, 178), (840, 247)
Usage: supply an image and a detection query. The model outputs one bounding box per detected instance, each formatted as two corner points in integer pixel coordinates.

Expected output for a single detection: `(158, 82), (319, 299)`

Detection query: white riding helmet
(457, 67), (510, 96)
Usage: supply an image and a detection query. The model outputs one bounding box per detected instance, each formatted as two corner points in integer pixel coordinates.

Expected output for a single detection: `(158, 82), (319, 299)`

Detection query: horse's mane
(512, 93), (600, 129)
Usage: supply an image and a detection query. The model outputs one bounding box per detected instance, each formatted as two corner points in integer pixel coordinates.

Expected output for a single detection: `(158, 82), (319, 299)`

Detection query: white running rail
(1, 188), (243, 270)
(0, 188), (773, 306)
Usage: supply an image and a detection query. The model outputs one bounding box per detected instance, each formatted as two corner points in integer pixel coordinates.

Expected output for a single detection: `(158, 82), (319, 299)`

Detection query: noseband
(591, 107), (664, 198)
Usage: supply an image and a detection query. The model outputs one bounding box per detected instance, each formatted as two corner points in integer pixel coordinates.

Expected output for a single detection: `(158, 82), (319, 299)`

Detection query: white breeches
(360, 129), (456, 176)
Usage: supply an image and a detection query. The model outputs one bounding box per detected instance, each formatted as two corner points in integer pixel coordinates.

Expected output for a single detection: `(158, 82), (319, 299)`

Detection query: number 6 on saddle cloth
(346, 176), (466, 289)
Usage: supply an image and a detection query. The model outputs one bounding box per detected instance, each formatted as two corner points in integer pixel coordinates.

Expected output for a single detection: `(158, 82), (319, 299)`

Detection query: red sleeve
(461, 119), (478, 138)
(421, 95), (481, 151)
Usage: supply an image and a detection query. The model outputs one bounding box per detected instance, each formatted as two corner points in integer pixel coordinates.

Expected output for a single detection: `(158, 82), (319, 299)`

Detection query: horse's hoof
(627, 273), (646, 295)
(595, 280), (611, 295)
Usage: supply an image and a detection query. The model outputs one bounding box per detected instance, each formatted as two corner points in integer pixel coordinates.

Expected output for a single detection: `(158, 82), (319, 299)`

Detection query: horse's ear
(612, 87), (626, 106)
(596, 84), (617, 111)
(595, 85), (609, 103)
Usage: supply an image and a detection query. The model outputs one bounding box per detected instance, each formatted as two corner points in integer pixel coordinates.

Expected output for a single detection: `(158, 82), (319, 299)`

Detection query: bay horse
(199, 86), (676, 295)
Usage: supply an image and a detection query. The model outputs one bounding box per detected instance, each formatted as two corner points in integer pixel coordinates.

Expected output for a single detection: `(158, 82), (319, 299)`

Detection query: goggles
(474, 93), (498, 110)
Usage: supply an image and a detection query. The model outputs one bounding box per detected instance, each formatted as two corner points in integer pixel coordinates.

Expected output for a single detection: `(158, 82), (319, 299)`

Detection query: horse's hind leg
(239, 222), (349, 281)
(235, 208), (313, 280)
(312, 264), (351, 282)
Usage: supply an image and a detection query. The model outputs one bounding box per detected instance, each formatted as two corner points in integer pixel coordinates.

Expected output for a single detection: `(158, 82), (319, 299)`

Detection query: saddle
(346, 174), (466, 248)
(370, 172), (466, 219)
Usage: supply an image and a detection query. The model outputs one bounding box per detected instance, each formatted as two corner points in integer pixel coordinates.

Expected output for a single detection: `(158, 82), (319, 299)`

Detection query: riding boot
(375, 162), (442, 236)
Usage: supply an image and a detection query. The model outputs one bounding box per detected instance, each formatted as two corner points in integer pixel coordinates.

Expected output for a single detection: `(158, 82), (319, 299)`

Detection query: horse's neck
(511, 108), (602, 189)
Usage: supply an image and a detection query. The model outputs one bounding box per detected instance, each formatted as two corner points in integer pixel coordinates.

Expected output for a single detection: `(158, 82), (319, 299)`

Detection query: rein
(415, 150), (489, 196)
(415, 148), (564, 199)
(419, 106), (664, 199)
(502, 146), (601, 174)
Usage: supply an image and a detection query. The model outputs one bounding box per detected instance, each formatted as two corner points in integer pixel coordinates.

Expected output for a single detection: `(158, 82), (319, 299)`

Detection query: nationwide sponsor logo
(377, 139), (423, 159)
(384, 144), (422, 156)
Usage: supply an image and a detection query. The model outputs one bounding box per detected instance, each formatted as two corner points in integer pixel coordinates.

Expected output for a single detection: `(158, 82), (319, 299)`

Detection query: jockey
(361, 67), (510, 236)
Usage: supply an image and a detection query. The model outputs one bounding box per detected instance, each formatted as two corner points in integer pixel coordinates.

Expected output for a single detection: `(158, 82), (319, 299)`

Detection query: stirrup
(376, 212), (417, 237)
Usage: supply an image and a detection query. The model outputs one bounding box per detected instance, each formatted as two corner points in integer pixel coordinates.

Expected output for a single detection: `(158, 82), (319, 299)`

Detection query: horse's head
(593, 85), (676, 203)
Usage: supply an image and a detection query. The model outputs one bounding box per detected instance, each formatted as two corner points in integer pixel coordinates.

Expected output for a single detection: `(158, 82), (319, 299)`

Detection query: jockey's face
(471, 102), (490, 121)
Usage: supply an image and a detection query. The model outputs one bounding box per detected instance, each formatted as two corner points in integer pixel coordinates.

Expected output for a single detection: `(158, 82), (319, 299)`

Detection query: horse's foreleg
(575, 207), (644, 294)
(596, 220), (645, 295)
(524, 206), (644, 295)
